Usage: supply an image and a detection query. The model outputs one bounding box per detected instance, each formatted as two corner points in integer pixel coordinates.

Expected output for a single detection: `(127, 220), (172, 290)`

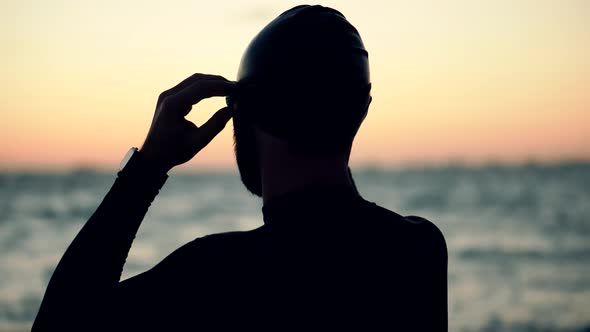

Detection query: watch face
(120, 147), (138, 171)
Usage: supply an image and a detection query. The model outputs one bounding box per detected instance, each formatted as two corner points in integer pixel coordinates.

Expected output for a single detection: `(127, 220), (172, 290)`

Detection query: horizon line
(1, 159), (589, 175)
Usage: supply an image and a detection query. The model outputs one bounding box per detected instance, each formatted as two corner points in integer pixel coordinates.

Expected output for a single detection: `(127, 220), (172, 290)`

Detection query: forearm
(31, 73), (232, 331)
(32, 168), (167, 331)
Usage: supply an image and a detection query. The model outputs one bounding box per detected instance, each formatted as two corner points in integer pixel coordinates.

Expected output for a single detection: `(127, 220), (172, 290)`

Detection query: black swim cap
(229, 5), (371, 151)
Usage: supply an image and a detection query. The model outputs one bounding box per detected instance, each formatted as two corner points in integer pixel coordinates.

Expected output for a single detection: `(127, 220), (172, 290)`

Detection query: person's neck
(260, 152), (353, 204)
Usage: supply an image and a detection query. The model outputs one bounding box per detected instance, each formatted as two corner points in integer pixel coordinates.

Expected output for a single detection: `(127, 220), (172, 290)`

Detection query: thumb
(192, 107), (233, 150)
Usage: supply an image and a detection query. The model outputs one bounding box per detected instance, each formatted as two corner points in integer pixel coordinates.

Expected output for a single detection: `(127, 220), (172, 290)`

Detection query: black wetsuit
(33, 170), (447, 331)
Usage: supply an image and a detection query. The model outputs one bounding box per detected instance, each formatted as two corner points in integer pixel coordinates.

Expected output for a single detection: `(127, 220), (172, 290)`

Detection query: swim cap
(229, 5), (371, 149)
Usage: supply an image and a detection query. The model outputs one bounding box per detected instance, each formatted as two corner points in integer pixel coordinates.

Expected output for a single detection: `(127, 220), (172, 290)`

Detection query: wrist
(118, 147), (169, 187)
(137, 148), (173, 175)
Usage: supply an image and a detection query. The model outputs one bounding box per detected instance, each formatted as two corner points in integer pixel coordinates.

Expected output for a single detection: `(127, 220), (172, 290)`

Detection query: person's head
(228, 5), (371, 196)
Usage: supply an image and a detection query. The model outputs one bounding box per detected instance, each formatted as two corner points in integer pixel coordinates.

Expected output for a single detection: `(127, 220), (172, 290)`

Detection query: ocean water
(0, 164), (589, 332)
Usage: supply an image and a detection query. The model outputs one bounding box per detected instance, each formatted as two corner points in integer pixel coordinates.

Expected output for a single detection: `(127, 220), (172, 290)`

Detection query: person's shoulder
(162, 228), (263, 260)
(360, 200), (429, 229)
(363, 201), (447, 254)
(146, 228), (264, 276)
(404, 215), (447, 256)
(186, 227), (265, 251)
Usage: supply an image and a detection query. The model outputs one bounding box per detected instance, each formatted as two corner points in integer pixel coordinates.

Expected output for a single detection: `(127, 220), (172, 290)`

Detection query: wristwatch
(119, 147), (140, 172)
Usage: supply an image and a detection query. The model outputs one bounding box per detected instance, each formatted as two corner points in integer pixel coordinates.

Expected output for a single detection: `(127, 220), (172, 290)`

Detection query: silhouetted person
(33, 5), (447, 332)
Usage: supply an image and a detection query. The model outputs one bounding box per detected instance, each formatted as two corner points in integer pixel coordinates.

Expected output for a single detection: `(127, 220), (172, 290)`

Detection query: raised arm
(32, 74), (235, 331)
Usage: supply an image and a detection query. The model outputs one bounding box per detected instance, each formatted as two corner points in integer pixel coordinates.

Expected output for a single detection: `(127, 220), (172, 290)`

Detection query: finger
(167, 80), (236, 116)
(191, 107), (233, 150)
(158, 73), (233, 104)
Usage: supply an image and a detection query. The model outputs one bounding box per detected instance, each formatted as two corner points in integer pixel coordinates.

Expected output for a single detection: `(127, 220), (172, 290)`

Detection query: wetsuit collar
(261, 184), (361, 226)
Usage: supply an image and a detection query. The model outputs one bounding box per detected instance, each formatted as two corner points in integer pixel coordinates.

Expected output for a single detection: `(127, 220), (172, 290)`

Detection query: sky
(1, 0), (589, 171)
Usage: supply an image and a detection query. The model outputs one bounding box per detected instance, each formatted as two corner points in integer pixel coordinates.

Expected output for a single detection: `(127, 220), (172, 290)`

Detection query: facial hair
(233, 117), (263, 197)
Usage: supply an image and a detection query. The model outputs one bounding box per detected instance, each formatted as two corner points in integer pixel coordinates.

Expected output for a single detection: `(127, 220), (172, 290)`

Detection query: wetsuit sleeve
(31, 169), (167, 332)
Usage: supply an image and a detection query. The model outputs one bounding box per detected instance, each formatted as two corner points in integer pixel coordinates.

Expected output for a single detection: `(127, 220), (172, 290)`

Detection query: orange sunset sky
(1, 0), (589, 171)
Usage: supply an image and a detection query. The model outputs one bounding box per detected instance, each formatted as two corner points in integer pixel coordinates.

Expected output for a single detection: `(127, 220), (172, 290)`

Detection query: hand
(140, 73), (235, 173)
